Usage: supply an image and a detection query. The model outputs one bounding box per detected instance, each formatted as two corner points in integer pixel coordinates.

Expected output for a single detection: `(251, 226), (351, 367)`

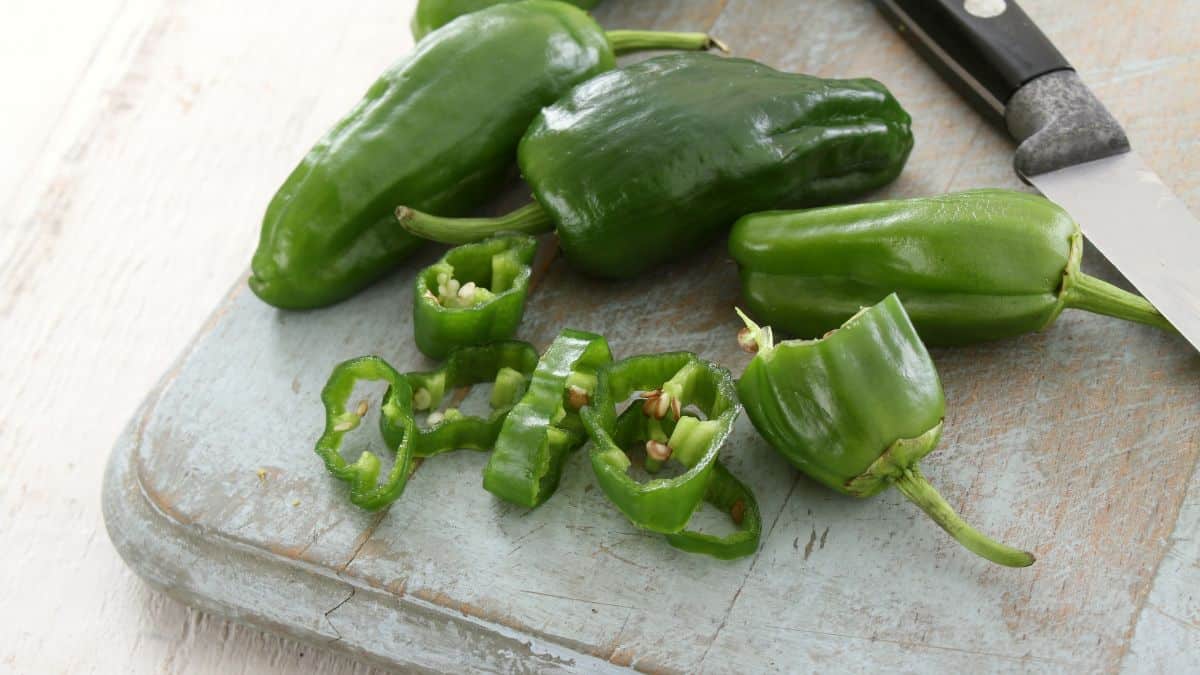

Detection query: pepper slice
(581, 352), (742, 536)
(736, 294), (1036, 567)
(313, 356), (417, 511)
(386, 341), (540, 457)
(413, 235), (538, 359)
(603, 402), (761, 559)
(483, 330), (612, 508)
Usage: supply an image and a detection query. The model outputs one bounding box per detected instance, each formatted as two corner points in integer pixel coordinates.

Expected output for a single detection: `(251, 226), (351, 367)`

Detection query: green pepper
(413, 235), (538, 359)
(483, 329), (612, 507)
(391, 341), (540, 457)
(251, 1), (721, 309)
(397, 53), (913, 278)
(411, 0), (601, 39)
(730, 189), (1172, 345)
(735, 294), (1036, 567)
(317, 343), (537, 510)
(313, 356), (416, 511)
(582, 353), (760, 559)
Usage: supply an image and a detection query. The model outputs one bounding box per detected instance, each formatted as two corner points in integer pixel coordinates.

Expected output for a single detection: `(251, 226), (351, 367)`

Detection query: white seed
(332, 419), (356, 432)
(413, 388), (432, 411)
(737, 327), (758, 354)
(653, 393), (671, 419)
(446, 279), (460, 295)
(671, 396), (681, 420)
(566, 384), (589, 409)
(355, 400), (369, 417)
(436, 272), (450, 286)
(426, 411), (445, 426)
(646, 440), (673, 462)
(458, 281), (477, 302)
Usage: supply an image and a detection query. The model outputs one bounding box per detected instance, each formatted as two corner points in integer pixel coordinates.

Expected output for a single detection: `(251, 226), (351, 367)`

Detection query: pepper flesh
(483, 329), (612, 508)
(313, 357), (416, 511)
(736, 294), (1036, 567)
(730, 189), (1172, 345)
(398, 52), (913, 277)
(594, 383), (761, 560)
(390, 341), (540, 457)
(251, 1), (720, 309)
(582, 352), (743, 536)
(411, 0), (601, 39)
(413, 235), (538, 359)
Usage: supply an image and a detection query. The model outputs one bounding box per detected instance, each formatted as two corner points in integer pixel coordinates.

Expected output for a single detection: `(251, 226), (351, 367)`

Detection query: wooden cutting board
(102, 1), (1200, 671)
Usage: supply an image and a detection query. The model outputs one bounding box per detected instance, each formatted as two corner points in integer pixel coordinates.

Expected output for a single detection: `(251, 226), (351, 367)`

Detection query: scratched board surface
(103, 1), (1200, 672)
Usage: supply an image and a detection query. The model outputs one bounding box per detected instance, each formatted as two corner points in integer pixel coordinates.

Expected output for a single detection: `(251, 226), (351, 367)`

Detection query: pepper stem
(1064, 273), (1174, 332)
(892, 467), (1035, 568)
(605, 30), (727, 56)
(396, 202), (554, 245)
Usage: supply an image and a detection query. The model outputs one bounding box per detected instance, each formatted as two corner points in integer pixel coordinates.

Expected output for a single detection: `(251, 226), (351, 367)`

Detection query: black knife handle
(875, 0), (1130, 176)
(874, 0), (1071, 115)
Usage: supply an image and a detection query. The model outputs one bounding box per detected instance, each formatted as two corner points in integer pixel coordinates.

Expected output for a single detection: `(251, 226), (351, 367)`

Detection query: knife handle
(873, 0), (1070, 114)
(873, 0), (1130, 177)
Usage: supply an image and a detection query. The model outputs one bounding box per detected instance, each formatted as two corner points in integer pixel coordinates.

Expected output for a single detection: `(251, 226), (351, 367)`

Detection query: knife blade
(872, 0), (1200, 351)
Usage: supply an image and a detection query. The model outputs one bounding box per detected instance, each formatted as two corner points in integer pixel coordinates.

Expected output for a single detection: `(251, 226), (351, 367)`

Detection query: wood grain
(3, 0), (1198, 673)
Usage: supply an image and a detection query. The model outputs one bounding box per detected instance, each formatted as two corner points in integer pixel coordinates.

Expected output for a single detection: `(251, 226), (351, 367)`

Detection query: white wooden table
(2, 1), (1198, 673)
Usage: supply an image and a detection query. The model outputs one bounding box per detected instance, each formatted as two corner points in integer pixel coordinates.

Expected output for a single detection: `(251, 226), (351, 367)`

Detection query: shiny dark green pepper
(736, 295), (1036, 567)
(411, 0), (601, 39)
(398, 52), (913, 278)
(251, 1), (718, 308)
(413, 235), (538, 359)
(730, 189), (1172, 345)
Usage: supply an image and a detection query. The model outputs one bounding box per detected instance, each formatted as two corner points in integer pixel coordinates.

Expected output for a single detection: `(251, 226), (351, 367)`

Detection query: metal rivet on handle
(964, 0), (1007, 18)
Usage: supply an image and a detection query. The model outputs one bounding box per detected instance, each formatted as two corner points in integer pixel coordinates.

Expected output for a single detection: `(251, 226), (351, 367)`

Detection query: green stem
(396, 202), (554, 245)
(605, 30), (727, 55)
(1064, 273), (1174, 331)
(892, 467), (1035, 568)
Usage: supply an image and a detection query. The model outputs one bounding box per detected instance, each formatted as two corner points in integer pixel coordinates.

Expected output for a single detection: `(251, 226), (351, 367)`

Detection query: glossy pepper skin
(736, 295), (1035, 567)
(483, 329), (612, 508)
(398, 52), (913, 278)
(413, 235), (538, 359)
(411, 0), (600, 39)
(252, 1), (717, 309)
(313, 357), (417, 511)
(582, 353), (761, 559)
(731, 189), (1172, 345)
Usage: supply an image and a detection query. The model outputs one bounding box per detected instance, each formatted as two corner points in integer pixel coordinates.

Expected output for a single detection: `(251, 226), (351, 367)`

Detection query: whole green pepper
(251, 1), (720, 309)
(730, 189), (1172, 345)
(411, 0), (601, 40)
(736, 295), (1036, 567)
(397, 53), (914, 278)
(413, 235), (538, 359)
(483, 329), (612, 508)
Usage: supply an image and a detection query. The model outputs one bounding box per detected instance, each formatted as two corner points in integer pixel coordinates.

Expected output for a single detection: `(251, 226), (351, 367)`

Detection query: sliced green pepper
(314, 356), (416, 511)
(397, 53), (912, 278)
(581, 351), (761, 556)
(483, 330), (612, 508)
(736, 294), (1036, 567)
(729, 189), (1172, 345)
(251, 1), (721, 309)
(317, 343), (537, 510)
(599, 400), (761, 560)
(411, 0), (601, 39)
(389, 341), (540, 457)
(413, 235), (538, 359)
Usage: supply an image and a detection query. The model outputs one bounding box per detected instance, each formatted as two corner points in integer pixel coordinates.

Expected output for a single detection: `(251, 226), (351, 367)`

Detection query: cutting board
(103, 1), (1200, 671)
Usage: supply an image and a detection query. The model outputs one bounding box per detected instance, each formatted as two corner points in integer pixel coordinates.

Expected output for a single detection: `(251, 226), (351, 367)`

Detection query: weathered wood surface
(3, 0), (1197, 672)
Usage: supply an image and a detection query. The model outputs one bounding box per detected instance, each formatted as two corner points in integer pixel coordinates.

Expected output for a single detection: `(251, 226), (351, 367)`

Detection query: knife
(871, 0), (1200, 352)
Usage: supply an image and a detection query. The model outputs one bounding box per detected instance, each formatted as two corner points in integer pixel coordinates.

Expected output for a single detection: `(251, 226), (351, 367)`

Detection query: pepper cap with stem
(735, 294), (1037, 567)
